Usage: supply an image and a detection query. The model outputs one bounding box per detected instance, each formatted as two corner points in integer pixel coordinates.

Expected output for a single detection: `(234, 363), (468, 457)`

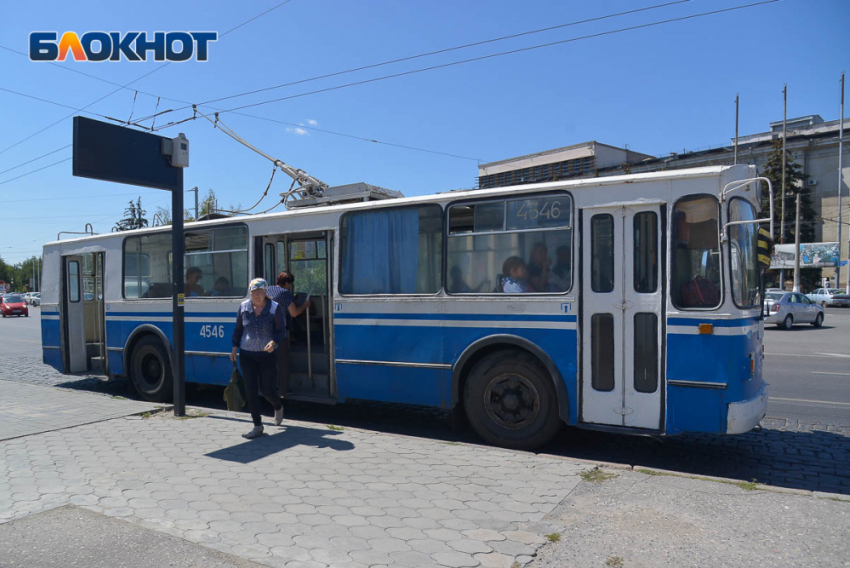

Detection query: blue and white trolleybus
(41, 165), (771, 449)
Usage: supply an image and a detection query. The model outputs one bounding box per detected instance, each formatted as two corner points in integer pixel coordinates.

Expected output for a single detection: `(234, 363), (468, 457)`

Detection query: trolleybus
(41, 165), (771, 449)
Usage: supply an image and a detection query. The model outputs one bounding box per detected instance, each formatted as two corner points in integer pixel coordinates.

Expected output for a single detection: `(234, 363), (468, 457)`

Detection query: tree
(760, 138), (816, 244)
(760, 138), (820, 289)
(114, 197), (149, 231)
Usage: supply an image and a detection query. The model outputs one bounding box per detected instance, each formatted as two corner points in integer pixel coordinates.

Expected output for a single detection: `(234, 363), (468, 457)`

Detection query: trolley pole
(793, 194), (801, 293)
(172, 180), (186, 417)
(779, 85), (787, 289)
(838, 72), (846, 293)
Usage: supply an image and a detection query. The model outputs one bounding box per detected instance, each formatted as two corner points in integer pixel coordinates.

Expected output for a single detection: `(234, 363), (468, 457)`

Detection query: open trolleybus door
(62, 253), (107, 374)
(257, 231), (335, 403)
(580, 204), (665, 430)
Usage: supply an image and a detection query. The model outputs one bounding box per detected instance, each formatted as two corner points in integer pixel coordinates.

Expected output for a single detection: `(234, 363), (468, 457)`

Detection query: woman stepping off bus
(230, 278), (286, 439)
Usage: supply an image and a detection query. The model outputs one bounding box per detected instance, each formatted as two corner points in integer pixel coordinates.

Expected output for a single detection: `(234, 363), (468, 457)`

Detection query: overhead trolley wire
(213, 0), (782, 115)
(192, 0), (695, 108)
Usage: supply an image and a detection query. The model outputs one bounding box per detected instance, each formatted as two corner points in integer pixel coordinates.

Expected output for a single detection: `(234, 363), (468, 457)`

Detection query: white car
(807, 288), (850, 308)
(764, 291), (824, 329)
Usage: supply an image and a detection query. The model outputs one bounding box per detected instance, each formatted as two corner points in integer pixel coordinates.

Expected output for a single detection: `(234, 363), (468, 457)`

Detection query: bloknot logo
(29, 31), (218, 62)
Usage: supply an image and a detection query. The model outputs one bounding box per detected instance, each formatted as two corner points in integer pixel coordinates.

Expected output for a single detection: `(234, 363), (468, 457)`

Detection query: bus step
(285, 393), (337, 405)
(90, 357), (106, 373)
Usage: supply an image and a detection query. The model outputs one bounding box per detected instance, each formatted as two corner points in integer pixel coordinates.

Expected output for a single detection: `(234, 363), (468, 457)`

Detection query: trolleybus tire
(813, 313), (824, 327)
(129, 335), (173, 402)
(781, 315), (793, 330)
(463, 350), (561, 451)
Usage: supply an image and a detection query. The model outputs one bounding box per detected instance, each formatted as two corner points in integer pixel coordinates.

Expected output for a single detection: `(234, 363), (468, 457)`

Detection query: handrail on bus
(57, 223), (97, 241)
(719, 177), (774, 244)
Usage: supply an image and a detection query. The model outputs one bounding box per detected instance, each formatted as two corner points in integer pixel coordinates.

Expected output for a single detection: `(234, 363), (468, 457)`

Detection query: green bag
(223, 362), (246, 411)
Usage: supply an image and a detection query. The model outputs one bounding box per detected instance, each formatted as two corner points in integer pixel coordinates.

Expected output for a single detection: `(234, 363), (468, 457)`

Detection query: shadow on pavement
(205, 422), (354, 463)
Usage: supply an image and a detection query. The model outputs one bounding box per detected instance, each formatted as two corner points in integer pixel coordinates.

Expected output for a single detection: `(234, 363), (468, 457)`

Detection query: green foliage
(760, 138), (820, 289)
(114, 197), (149, 231)
(760, 138), (816, 244)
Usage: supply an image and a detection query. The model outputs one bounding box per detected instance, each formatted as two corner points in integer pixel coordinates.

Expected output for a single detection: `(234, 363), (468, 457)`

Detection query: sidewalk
(0, 379), (158, 441)
(0, 389), (848, 567)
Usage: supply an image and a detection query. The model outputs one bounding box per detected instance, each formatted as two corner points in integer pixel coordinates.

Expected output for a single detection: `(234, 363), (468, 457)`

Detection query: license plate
(13, 310), (20, 314)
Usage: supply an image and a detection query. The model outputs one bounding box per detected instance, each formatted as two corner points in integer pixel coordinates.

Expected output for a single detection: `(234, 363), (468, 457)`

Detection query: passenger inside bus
(527, 243), (553, 292)
(551, 245), (571, 290)
(210, 277), (233, 296)
(500, 256), (531, 293)
(185, 266), (205, 297)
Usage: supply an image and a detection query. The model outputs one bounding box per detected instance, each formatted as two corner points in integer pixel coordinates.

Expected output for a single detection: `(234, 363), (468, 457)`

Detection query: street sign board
(72, 116), (187, 416)
(770, 242), (840, 269)
(72, 116), (182, 191)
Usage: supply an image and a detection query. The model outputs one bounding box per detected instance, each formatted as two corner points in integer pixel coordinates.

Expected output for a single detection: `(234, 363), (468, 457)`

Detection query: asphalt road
(4, 305), (849, 425)
(763, 306), (850, 424)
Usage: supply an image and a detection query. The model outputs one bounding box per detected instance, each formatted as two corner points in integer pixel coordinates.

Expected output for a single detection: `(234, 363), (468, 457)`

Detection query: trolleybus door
(581, 204), (663, 430)
(63, 255), (87, 373)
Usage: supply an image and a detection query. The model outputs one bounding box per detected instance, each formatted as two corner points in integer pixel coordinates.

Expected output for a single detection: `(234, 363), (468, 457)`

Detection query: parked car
(764, 291), (824, 329)
(1, 294), (29, 318)
(807, 288), (850, 308)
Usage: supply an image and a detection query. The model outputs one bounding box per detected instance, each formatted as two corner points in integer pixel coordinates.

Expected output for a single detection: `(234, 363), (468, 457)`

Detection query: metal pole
(187, 186), (199, 221)
(734, 94), (739, 165)
(32, 257), (35, 292)
(793, 193), (801, 292)
(172, 172), (186, 417)
(780, 84), (787, 289)
(838, 72), (846, 293)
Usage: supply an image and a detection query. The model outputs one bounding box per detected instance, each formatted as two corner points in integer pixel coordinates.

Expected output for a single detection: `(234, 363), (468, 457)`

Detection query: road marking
(770, 397), (850, 407)
(812, 371), (850, 377)
(814, 352), (850, 358)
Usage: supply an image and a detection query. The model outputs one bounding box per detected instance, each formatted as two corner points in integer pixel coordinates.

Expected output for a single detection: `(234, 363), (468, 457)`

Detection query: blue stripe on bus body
(665, 330), (764, 435)
(334, 313), (577, 322)
(334, 323), (579, 422)
(667, 317), (759, 327)
(105, 311), (237, 318)
(41, 318), (61, 350)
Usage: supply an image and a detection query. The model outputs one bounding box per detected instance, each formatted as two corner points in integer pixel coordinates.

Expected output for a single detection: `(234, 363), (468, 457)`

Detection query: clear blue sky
(0, 0), (848, 263)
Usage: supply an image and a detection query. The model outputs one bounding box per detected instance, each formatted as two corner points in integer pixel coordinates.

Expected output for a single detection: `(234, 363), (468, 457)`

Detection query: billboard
(770, 242), (840, 269)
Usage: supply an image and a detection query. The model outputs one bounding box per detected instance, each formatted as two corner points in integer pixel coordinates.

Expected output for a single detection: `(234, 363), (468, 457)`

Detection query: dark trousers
(276, 338), (290, 399)
(240, 351), (281, 426)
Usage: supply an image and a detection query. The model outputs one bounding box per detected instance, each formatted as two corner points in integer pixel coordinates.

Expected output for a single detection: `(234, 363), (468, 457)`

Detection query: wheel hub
(483, 374), (540, 429)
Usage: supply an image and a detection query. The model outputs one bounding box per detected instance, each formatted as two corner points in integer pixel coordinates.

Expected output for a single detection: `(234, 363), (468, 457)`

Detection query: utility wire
(0, 0), (295, 158)
(193, 0), (694, 108)
(0, 86), (114, 119)
(216, 0), (781, 115)
(0, 158), (71, 187)
(0, 145), (71, 177)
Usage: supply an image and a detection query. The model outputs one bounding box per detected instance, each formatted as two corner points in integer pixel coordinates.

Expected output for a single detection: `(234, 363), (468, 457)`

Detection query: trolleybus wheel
(463, 350), (561, 451)
(781, 315), (793, 330)
(129, 335), (173, 402)
(813, 313), (824, 328)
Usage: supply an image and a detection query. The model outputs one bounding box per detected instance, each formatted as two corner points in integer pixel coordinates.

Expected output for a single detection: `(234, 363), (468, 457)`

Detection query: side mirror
(757, 227), (774, 270)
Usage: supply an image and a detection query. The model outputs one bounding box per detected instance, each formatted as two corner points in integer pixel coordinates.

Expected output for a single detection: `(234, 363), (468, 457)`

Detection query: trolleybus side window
(123, 232), (171, 299)
(340, 205), (442, 295)
(672, 195), (721, 309)
(187, 225), (248, 297)
(123, 225), (248, 299)
(728, 198), (760, 308)
(290, 240), (327, 295)
(446, 194), (572, 294)
(68, 261), (80, 303)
